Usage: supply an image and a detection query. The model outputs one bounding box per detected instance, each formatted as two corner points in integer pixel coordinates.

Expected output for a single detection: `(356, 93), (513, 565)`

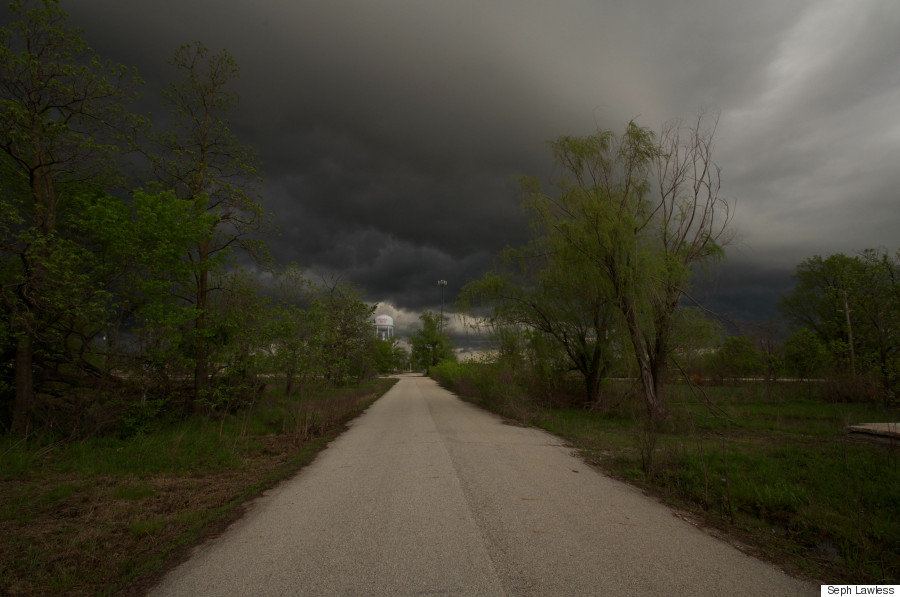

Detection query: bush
(431, 359), (543, 423)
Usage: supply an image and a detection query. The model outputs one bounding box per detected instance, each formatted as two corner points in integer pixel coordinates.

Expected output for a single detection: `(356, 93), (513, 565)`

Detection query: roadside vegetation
(431, 362), (898, 584)
(442, 106), (900, 584)
(432, 250), (900, 586)
(3, 0), (898, 593)
(0, 377), (397, 596)
(0, 5), (409, 595)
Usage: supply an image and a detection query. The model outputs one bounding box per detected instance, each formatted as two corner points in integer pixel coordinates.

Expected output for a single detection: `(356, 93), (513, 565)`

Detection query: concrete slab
(845, 422), (900, 440)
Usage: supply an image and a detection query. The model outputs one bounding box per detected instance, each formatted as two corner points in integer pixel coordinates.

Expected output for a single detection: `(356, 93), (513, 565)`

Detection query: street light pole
(438, 279), (447, 335)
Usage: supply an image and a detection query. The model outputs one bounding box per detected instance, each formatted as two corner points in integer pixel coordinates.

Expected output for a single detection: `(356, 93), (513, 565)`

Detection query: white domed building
(374, 314), (394, 341)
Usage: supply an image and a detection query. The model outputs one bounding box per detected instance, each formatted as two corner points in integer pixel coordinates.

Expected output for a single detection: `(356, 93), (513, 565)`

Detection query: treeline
(0, 1), (406, 436)
(657, 246), (900, 404)
(454, 118), (899, 414)
(780, 250), (898, 402)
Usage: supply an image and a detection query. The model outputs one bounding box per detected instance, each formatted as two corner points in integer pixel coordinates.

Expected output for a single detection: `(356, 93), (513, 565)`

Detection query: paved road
(150, 375), (815, 596)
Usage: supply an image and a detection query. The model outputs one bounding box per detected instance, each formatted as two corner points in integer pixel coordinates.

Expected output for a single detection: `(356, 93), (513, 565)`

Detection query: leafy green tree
(781, 250), (900, 403)
(262, 265), (319, 396)
(310, 279), (376, 386)
(200, 269), (270, 412)
(669, 307), (723, 378)
(261, 270), (386, 393)
(854, 249), (900, 403)
(458, 234), (618, 405)
(0, 0), (142, 430)
(714, 336), (763, 381)
(372, 337), (408, 374)
(518, 118), (731, 419)
(779, 254), (862, 347)
(409, 310), (455, 371)
(148, 41), (269, 406)
(391, 341), (411, 372)
(783, 328), (827, 383)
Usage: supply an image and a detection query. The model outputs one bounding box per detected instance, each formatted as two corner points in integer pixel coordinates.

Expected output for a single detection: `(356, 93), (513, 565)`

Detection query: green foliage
(0, 0), (142, 194)
(430, 359), (535, 419)
(0, 2), (406, 442)
(409, 310), (455, 371)
(443, 363), (900, 583)
(463, 118), (731, 420)
(670, 307), (723, 374)
(260, 265), (321, 395)
(458, 234), (619, 405)
(0, 0), (144, 431)
(315, 283), (377, 385)
(259, 267), (384, 394)
(371, 337), (409, 374)
(147, 40), (270, 407)
(0, 378), (397, 596)
(784, 328), (828, 381)
(781, 249), (900, 404)
(715, 336), (764, 380)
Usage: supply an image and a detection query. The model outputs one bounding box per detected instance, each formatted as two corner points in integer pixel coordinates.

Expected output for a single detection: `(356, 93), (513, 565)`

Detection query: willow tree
(0, 0), (141, 431)
(149, 42), (268, 405)
(521, 118), (731, 419)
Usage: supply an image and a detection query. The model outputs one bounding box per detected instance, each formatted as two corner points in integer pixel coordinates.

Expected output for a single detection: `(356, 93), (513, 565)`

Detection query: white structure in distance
(374, 314), (394, 340)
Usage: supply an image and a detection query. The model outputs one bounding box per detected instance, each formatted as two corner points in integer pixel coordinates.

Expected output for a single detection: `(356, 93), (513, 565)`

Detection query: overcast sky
(58, 0), (900, 340)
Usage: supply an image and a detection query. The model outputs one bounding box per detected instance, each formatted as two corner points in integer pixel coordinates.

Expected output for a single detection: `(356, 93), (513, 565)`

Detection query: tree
(458, 234), (618, 405)
(372, 337), (409, 374)
(0, 0), (142, 431)
(746, 319), (785, 386)
(519, 117), (732, 419)
(262, 265), (318, 396)
(149, 41), (268, 405)
(779, 254), (862, 349)
(783, 328), (827, 385)
(409, 311), (455, 371)
(321, 281), (377, 385)
(781, 250), (900, 404)
(714, 336), (763, 381)
(669, 307), (723, 378)
(200, 269), (269, 412)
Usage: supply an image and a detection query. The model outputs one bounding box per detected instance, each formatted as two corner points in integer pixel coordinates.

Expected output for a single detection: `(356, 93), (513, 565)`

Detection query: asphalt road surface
(150, 375), (815, 596)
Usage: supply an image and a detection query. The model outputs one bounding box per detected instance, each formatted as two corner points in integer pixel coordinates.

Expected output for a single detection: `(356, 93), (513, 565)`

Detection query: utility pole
(438, 280), (447, 335)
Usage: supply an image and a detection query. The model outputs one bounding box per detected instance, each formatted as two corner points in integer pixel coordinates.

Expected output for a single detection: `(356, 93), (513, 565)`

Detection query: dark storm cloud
(692, 261), (798, 328)
(60, 0), (900, 323)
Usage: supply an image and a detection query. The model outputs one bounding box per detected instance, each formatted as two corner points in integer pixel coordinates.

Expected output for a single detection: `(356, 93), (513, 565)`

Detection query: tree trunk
(12, 333), (34, 433)
(194, 267), (210, 407)
(637, 354), (667, 421)
(623, 303), (669, 421)
(584, 366), (601, 405)
(648, 314), (671, 421)
(284, 354), (296, 396)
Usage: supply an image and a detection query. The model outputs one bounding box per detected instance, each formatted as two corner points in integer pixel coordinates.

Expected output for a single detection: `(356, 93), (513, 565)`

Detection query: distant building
(374, 314), (394, 341)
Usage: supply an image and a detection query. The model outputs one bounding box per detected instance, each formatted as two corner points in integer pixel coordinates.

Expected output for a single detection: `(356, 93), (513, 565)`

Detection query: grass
(433, 364), (900, 585)
(0, 376), (397, 596)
